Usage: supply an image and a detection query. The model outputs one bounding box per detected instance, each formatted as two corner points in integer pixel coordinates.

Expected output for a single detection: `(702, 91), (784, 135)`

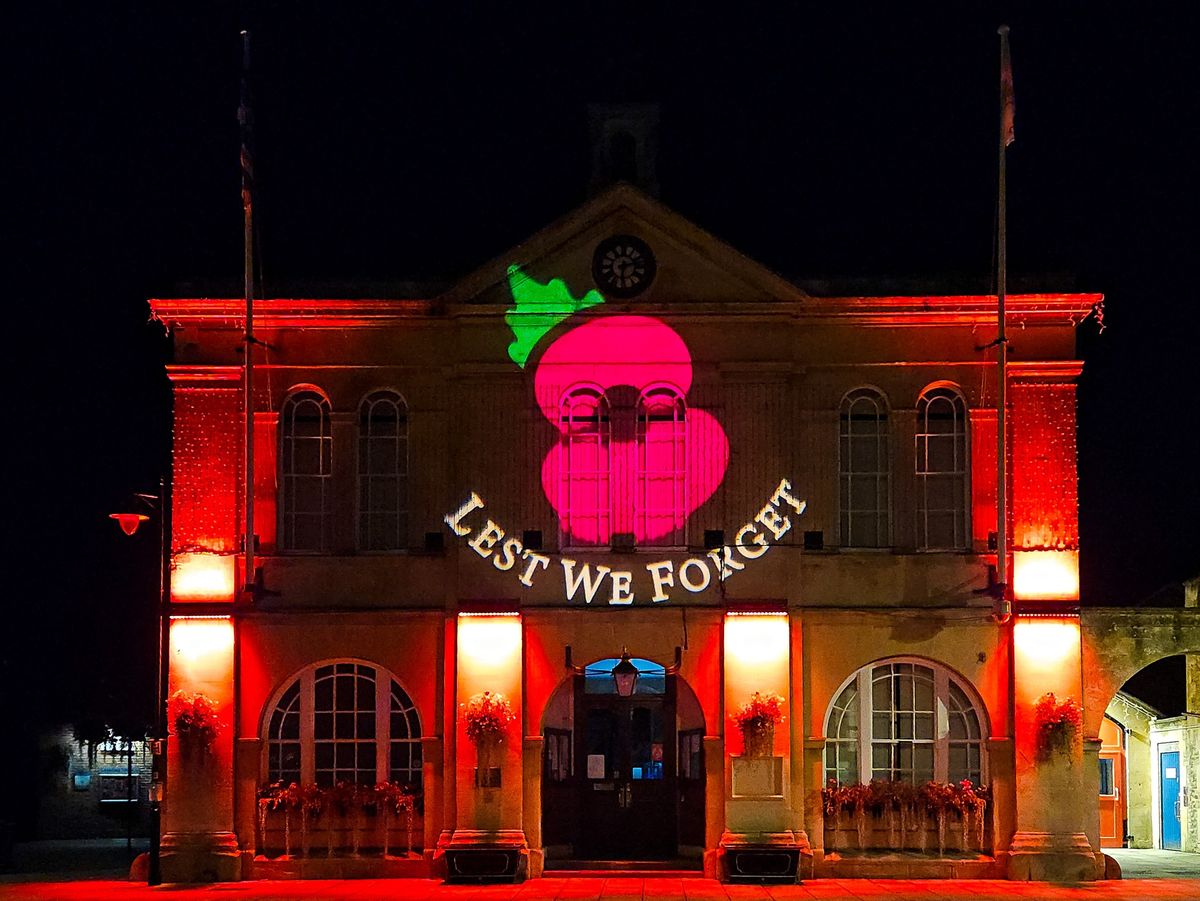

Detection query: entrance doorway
(1161, 749), (1182, 851)
(541, 656), (705, 864)
(1099, 715), (1127, 848)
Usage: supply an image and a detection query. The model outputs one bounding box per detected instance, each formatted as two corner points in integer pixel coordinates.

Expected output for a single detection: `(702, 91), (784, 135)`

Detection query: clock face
(592, 235), (656, 298)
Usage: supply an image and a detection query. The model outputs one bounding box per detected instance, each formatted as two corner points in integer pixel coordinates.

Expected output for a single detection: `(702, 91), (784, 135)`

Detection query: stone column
(161, 617), (240, 882)
(702, 735), (725, 878)
(1186, 579), (1200, 714)
(523, 735), (544, 877)
(234, 738), (261, 861)
(802, 738), (826, 873)
(1007, 617), (1096, 881)
(422, 735), (443, 862)
(720, 613), (802, 881)
(445, 613), (527, 879)
(1082, 738), (1103, 853)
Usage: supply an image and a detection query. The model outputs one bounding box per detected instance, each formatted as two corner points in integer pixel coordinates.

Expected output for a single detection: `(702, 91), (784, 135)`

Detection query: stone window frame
(635, 383), (688, 548)
(838, 385), (892, 549)
(823, 657), (988, 787)
(356, 388), (410, 553)
(278, 385), (334, 553)
(914, 383), (971, 551)
(263, 658), (423, 790)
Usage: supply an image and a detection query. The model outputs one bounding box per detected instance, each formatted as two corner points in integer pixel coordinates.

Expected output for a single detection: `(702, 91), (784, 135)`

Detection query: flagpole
(239, 30), (255, 597)
(996, 24), (1013, 616)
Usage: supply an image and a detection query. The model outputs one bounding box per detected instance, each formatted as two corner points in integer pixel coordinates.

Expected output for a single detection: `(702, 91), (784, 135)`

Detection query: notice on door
(587, 754), (606, 779)
(1166, 768), (1178, 779)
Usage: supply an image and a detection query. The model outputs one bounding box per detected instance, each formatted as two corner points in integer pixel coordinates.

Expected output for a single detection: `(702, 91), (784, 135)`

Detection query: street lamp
(109, 480), (168, 886)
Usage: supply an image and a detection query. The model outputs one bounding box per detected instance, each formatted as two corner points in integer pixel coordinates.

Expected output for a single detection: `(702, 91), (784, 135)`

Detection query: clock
(592, 234), (656, 298)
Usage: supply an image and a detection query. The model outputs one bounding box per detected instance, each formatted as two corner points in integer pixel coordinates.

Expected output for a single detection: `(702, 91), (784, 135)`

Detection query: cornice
(800, 293), (1102, 327)
(166, 365), (241, 384)
(150, 298), (434, 328)
(1009, 360), (1086, 383)
(149, 293), (1102, 331)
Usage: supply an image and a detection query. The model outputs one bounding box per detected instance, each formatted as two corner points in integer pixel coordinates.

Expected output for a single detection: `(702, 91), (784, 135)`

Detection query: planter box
(258, 810), (423, 860)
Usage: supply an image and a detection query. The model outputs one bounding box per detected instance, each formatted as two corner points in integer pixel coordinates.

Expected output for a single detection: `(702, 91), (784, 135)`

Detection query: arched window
(560, 387), (610, 546)
(824, 659), (985, 786)
(915, 386), (969, 550)
(280, 389), (333, 552)
(265, 661), (422, 790)
(839, 388), (890, 548)
(637, 386), (687, 546)
(358, 390), (408, 551)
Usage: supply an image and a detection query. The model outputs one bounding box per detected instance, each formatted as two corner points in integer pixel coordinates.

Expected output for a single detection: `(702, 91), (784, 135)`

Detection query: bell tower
(588, 102), (660, 197)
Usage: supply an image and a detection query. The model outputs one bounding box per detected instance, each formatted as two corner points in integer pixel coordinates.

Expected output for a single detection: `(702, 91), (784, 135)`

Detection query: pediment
(441, 183), (807, 308)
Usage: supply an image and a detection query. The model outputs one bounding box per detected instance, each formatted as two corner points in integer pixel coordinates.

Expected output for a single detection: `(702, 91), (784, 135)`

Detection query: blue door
(1160, 750), (1182, 850)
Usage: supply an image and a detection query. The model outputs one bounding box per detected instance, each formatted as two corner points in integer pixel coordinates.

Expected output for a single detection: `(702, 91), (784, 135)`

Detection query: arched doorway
(1096, 656), (1190, 854)
(541, 656), (706, 864)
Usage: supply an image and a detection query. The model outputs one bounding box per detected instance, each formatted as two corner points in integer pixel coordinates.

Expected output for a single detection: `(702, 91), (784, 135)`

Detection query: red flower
(733, 692), (786, 731)
(462, 691), (515, 744)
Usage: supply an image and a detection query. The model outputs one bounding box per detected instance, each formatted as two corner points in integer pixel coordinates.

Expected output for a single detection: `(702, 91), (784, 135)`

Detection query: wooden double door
(542, 674), (705, 861)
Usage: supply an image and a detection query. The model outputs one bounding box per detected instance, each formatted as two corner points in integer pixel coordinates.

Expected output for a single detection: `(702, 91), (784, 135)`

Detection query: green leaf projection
(505, 264), (604, 368)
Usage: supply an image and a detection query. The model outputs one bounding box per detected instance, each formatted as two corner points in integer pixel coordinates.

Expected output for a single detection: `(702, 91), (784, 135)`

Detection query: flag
(238, 31), (254, 212)
(999, 25), (1015, 147)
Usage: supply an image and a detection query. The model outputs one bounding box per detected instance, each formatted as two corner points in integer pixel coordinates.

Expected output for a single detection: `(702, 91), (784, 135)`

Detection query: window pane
(316, 743), (334, 769)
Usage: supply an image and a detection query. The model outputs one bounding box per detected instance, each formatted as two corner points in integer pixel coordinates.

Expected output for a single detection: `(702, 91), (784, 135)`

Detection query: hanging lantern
(109, 512), (150, 536)
(611, 649), (639, 698)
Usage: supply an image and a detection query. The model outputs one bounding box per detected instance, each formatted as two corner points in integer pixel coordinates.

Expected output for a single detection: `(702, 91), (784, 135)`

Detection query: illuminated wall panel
(172, 384), (241, 555)
(455, 613), (522, 831)
(171, 552), (237, 603)
(1013, 550), (1080, 602)
(723, 613), (789, 757)
(163, 617), (235, 836)
(1010, 380), (1080, 602)
(1010, 382), (1078, 553)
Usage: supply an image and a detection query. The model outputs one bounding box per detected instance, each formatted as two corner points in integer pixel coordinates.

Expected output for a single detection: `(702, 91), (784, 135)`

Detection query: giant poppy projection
(510, 265), (730, 545)
(444, 268), (806, 604)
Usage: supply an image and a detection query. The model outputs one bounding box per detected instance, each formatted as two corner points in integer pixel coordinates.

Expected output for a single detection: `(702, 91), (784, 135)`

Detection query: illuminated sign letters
(444, 479), (806, 605)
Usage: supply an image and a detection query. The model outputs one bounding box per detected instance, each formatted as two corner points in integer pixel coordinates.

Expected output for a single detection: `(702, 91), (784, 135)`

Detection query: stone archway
(1081, 608), (1200, 738)
(1080, 607), (1200, 857)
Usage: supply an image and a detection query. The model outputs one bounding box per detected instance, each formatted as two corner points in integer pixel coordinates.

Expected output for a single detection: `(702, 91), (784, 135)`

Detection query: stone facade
(145, 185), (1195, 883)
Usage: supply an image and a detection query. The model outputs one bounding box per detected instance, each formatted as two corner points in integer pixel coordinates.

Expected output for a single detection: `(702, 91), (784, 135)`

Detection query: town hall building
(147, 180), (1198, 884)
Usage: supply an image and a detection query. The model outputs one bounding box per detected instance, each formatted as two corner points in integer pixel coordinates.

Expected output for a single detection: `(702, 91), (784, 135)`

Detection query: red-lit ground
(3, 879), (1200, 901)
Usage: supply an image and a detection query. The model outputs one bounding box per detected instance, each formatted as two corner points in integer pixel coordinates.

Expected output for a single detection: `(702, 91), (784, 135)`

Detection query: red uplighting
(109, 512), (149, 536)
(171, 552), (237, 602)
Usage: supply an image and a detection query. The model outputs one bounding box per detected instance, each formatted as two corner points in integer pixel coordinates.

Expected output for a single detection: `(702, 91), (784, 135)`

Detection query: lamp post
(109, 478), (169, 886)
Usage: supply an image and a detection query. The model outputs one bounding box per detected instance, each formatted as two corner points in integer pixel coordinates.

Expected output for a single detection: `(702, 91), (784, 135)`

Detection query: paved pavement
(1, 840), (147, 884)
(1106, 849), (1200, 879)
(4, 879), (1200, 900)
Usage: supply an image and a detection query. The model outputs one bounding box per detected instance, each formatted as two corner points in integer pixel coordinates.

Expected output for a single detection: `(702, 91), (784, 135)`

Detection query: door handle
(1176, 801), (1182, 820)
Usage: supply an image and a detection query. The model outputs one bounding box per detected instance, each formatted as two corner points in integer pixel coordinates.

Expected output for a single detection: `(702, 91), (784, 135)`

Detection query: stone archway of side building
(539, 657), (706, 867)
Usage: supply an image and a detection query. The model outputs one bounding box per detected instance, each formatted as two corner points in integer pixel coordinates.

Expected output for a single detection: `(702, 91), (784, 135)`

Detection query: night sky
(8, 2), (1198, 796)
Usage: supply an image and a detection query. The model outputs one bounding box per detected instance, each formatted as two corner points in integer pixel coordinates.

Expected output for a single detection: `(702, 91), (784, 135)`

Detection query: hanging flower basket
(462, 691), (514, 784)
(463, 691), (515, 746)
(170, 690), (221, 755)
(734, 692), (785, 758)
(1034, 692), (1082, 760)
